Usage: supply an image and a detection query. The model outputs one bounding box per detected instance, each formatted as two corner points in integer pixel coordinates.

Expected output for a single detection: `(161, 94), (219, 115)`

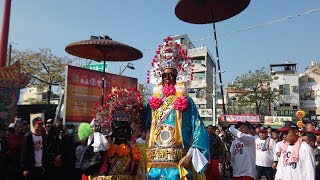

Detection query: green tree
(138, 83), (153, 105)
(229, 68), (280, 115)
(11, 48), (73, 104)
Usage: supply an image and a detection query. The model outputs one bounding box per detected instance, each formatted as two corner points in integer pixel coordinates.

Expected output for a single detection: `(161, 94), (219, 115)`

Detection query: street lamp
(119, 63), (135, 75)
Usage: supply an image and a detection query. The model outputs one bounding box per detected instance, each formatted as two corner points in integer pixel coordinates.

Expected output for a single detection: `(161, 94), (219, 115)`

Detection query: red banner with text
(220, 114), (261, 123)
(64, 65), (137, 122)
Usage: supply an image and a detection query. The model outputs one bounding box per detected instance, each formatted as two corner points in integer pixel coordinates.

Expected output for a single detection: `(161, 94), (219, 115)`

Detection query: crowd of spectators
(0, 117), (80, 180)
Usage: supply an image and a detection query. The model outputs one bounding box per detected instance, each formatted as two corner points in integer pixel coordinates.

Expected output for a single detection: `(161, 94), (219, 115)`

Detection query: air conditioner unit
(291, 86), (298, 91)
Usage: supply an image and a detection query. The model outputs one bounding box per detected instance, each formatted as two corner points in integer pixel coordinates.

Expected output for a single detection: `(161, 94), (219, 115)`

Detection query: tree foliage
(11, 48), (74, 104)
(138, 83), (153, 105)
(229, 68), (280, 115)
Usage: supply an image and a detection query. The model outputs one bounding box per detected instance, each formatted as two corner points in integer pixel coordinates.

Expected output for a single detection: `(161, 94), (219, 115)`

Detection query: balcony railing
(188, 47), (208, 55)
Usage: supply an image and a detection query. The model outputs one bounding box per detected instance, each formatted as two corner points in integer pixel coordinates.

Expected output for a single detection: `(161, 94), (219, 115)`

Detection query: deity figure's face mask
(162, 68), (177, 86)
(112, 121), (131, 145)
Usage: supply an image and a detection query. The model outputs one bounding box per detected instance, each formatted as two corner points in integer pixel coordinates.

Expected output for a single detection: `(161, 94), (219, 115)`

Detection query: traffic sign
(81, 63), (108, 72)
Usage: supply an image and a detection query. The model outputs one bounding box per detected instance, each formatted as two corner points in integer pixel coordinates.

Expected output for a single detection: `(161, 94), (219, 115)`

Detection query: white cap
(9, 123), (15, 128)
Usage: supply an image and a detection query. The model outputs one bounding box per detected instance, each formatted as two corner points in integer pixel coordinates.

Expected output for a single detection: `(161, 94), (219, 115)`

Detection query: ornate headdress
(147, 36), (193, 85)
(93, 87), (143, 137)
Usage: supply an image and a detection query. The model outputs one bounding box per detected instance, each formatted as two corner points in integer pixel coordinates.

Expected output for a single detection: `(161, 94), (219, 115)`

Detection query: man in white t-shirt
(255, 127), (276, 180)
(21, 117), (46, 180)
(275, 121), (315, 180)
(229, 121), (256, 180)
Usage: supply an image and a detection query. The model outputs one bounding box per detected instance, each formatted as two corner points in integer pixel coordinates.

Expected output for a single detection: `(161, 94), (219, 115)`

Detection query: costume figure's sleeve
(188, 98), (210, 173)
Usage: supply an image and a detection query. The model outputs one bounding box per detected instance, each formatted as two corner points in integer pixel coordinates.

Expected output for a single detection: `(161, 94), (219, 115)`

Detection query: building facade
(269, 62), (300, 117)
(21, 87), (60, 105)
(172, 34), (216, 126)
(299, 61), (320, 119)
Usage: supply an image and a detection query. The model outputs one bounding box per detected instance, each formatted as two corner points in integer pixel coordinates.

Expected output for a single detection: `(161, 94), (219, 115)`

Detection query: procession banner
(64, 65), (137, 122)
(220, 114), (261, 123)
(264, 116), (292, 126)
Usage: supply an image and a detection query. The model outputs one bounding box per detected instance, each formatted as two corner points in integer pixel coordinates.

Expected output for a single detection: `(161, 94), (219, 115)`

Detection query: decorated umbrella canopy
(65, 36), (143, 104)
(65, 36), (143, 61)
(0, 61), (30, 89)
(0, 61), (30, 124)
(175, 0), (251, 119)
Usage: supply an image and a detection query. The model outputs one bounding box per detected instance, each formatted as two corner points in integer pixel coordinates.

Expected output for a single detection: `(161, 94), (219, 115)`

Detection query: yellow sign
(297, 120), (305, 128)
(296, 110), (306, 119)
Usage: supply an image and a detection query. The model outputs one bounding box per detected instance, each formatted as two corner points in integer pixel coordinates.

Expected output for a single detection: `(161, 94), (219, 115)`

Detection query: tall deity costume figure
(145, 36), (210, 180)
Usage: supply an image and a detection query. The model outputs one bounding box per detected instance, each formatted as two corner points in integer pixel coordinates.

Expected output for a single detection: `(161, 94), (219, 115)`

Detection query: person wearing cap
(229, 121), (256, 180)
(274, 121), (315, 180)
(303, 119), (317, 131)
(20, 117), (47, 180)
(255, 127), (276, 180)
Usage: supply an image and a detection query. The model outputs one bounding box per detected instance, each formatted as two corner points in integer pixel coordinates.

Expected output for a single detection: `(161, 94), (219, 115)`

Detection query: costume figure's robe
(145, 95), (209, 180)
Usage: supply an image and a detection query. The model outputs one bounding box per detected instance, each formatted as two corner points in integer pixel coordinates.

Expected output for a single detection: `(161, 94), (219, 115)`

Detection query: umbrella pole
(101, 60), (106, 105)
(212, 20), (227, 120)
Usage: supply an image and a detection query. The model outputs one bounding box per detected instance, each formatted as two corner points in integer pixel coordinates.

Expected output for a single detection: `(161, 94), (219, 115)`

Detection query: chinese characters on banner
(64, 65), (137, 122)
(220, 114), (261, 123)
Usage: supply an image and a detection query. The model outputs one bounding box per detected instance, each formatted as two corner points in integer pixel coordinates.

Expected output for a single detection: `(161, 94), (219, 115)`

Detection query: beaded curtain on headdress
(147, 36), (194, 85)
(92, 87), (143, 137)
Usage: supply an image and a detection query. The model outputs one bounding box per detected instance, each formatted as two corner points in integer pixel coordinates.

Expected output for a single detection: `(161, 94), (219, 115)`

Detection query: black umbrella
(175, 0), (251, 120)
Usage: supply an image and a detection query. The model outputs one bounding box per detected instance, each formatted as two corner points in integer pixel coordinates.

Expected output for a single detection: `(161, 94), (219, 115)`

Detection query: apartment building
(269, 62), (300, 119)
(172, 34), (216, 126)
(21, 87), (60, 105)
(299, 61), (320, 119)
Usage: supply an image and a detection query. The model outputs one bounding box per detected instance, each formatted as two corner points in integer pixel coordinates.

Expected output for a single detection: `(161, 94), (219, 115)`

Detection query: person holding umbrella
(228, 121), (255, 180)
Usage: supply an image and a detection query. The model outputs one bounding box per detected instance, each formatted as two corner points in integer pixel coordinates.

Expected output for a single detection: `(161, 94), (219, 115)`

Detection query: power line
(141, 8), (320, 51)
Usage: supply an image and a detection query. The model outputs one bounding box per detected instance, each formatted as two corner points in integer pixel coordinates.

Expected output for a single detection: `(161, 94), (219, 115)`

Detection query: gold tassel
(175, 110), (183, 148)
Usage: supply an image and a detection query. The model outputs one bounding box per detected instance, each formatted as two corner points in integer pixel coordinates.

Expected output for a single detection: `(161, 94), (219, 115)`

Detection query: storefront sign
(264, 116), (292, 126)
(276, 110), (295, 116)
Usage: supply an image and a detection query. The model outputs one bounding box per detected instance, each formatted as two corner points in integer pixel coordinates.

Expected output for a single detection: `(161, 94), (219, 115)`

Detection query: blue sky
(1, 0), (320, 87)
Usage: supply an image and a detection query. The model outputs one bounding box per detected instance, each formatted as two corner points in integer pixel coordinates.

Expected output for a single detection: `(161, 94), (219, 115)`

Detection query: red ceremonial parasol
(175, 0), (251, 121)
(65, 36), (143, 104)
(175, 0), (250, 24)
